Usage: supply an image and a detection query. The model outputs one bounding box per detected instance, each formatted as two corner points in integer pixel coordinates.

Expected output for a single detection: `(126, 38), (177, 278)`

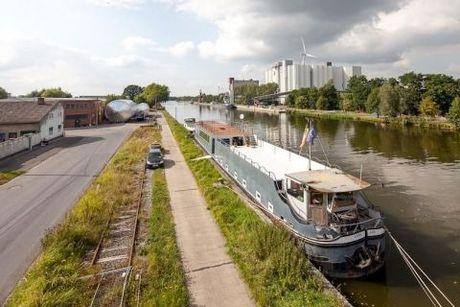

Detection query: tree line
(286, 72), (460, 127)
(107, 83), (170, 107)
(0, 83), (170, 108)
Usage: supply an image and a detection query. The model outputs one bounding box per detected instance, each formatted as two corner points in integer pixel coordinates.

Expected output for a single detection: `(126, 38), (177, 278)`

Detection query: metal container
(105, 99), (135, 122)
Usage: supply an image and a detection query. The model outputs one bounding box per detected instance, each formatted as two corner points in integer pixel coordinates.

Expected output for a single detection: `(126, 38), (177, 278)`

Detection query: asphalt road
(0, 124), (137, 302)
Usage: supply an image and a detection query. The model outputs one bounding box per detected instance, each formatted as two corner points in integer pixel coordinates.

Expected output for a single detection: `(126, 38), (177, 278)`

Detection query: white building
(265, 60), (362, 94)
(0, 97), (64, 142)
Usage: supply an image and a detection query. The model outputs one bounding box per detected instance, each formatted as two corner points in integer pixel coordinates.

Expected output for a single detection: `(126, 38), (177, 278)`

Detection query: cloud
(121, 36), (157, 52)
(87, 0), (144, 9)
(169, 41), (195, 57)
(163, 0), (460, 80)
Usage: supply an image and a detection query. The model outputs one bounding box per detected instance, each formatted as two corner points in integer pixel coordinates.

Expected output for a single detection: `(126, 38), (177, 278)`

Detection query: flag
(299, 127), (308, 153)
(307, 126), (317, 145)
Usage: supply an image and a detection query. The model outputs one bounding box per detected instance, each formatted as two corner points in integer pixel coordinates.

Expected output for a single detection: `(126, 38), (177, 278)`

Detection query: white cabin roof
(232, 139), (327, 179)
(286, 169), (370, 193)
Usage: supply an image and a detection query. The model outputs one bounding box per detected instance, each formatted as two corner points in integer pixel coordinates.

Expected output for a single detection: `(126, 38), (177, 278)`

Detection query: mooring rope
(387, 231), (455, 307)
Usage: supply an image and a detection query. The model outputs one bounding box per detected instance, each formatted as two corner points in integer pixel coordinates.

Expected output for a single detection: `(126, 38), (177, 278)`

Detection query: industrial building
(265, 60), (362, 93)
(60, 98), (103, 128)
(228, 78), (260, 104)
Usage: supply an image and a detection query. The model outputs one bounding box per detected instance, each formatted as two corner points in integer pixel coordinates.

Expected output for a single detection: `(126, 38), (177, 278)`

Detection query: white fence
(0, 133), (42, 160)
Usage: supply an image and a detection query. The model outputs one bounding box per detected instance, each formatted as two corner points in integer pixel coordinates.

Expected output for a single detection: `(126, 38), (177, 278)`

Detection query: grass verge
(0, 170), (24, 185)
(7, 126), (159, 306)
(163, 111), (342, 307)
(132, 168), (189, 306)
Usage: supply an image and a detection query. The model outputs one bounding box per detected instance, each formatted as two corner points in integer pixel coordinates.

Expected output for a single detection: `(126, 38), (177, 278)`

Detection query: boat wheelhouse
(194, 120), (386, 278)
(183, 117), (196, 133)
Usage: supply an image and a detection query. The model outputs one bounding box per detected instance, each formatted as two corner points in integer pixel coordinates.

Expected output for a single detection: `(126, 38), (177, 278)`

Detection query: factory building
(265, 60), (362, 94)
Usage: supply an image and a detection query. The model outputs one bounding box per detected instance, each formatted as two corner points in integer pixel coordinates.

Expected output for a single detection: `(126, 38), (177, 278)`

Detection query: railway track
(88, 166), (147, 307)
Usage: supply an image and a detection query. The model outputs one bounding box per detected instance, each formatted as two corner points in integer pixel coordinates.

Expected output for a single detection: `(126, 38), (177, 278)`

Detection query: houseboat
(193, 121), (386, 278)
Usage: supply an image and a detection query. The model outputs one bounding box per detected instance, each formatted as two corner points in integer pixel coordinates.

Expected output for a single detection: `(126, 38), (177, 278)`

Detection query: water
(165, 102), (460, 307)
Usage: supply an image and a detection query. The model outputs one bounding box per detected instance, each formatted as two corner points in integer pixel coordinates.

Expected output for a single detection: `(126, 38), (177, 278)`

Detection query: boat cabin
(285, 169), (371, 226)
(195, 121), (252, 153)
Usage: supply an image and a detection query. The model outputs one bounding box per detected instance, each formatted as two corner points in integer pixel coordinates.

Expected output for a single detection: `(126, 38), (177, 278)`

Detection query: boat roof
(233, 139), (326, 179)
(286, 169), (370, 193)
(198, 121), (248, 137)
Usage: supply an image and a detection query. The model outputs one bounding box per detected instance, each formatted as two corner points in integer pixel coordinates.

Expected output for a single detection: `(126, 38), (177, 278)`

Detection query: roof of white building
(0, 98), (61, 125)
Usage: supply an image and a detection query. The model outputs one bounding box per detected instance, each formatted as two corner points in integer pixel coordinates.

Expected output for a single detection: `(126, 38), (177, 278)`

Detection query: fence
(0, 133), (42, 160)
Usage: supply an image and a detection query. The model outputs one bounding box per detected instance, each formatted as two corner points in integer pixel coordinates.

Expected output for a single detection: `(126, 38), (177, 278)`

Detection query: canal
(165, 101), (460, 307)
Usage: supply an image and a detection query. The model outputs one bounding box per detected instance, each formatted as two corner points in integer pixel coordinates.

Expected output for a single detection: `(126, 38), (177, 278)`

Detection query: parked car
(146, 148), (164, 169)
(150, 143), (162, 152)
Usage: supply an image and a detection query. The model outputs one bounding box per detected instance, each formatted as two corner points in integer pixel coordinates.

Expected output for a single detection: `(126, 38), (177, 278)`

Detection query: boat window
(232, 137), (244, 146)
(268, 201), (274, 213)
(287, 180), (304, 202)
(233, 171), (238, 179)
(256, 191), (261, 202)
(242, 179), (247, 188)
(221, 138), (230, 145)
(199, 130), (210, 142)
(310, 192), (323, 206)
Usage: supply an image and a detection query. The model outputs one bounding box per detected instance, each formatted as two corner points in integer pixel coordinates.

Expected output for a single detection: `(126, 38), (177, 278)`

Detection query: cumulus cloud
(169, 41), (195, 57)
(163, 0), (460, 78)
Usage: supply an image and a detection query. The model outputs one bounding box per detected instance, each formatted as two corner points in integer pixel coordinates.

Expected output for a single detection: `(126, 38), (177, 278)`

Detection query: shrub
(295, 95), (309, 109)
(447, 97), (460, 128)
(419, 97), (439, 117)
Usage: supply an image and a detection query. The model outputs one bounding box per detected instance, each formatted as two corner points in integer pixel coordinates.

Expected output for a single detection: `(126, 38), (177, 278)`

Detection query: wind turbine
(300, 37), (317, 65)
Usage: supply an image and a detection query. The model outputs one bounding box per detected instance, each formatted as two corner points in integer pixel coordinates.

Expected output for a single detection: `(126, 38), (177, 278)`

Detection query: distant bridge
(253, 90), (293, 103)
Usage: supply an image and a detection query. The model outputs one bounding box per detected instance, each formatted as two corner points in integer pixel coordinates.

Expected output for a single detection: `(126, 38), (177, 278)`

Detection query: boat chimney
(37, 97), (45, 105)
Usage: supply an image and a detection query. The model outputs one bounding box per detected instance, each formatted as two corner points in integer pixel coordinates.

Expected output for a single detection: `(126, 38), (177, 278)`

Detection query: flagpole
(308, 119), (312, 171)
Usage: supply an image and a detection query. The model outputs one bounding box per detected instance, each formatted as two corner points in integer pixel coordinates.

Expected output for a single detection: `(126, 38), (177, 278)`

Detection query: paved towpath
(0, 124), (137, 303)
(160, 115), (254, 307)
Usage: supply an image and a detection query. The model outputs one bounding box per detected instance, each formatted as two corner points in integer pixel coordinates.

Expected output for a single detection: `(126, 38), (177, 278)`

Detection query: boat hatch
(285, 169), (370, 193)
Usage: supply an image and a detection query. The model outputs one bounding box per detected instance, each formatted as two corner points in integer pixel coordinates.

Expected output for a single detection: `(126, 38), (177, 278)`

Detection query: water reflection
(165, 102), (460, 307)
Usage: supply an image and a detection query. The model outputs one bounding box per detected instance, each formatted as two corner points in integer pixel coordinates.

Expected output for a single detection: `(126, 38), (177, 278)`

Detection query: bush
(316, 96), (327, 110)
(448, 97), (460, 127)
(419, 97), (439, 117)
(379, 83), (400, 117)
(295, 95), (309, 109)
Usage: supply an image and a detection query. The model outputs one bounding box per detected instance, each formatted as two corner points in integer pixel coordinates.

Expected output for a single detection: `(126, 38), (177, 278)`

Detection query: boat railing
(332, 217), (383, 236)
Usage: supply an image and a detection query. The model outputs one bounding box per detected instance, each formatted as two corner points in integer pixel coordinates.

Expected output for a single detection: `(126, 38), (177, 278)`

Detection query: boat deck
(233, 140), (327, 180)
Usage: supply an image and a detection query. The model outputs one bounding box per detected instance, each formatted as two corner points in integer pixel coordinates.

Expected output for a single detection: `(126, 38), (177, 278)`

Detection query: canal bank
(162, 111), (350, 306)
(159, 115), (254, 306)
(231, 103), (457, 131)
(165, 101), (460, 307)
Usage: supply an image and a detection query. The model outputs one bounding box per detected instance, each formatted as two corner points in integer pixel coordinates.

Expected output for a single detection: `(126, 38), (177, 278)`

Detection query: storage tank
(134, 103), (149, 117)
(105, 99), (135, 123)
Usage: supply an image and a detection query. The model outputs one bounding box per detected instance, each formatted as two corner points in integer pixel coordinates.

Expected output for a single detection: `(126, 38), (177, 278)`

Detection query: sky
(0, 0), (459, 96)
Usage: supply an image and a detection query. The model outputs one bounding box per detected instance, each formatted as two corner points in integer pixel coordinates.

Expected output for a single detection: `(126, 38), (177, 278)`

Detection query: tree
(400, 86), (420, 115)
(0, 87), (8, 99)
(318, 81), (339, 110)
(423, 74), (459, 114)
(341, 92), (354, 111)
(316, 96), (327, 110)
(123, 84), (144, 101)
(365, 87), (381, 114)
(419, 97), (439, 117)
(347, 75), (370, 111)
(448, 97), (460, 128)
(286, 89), (299, 107)
(39, 87), (72, 98)
(379, 83), (400, 117)
(105, 94), (125, 103)
(140, 83), (170, 107)
(25, 90), (41, 98)
(295, 96), (309, 109)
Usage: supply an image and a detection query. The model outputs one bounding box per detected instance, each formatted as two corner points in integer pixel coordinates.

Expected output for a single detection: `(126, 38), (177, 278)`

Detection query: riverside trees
(286, 71), (460, 126)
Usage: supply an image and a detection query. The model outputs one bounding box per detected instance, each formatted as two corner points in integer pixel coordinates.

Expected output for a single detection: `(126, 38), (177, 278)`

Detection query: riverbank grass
(7, 126), (159, 306)
(163, 111), (342, 306)
(0, 170), (24, 185)
(130, 168), (188, 306)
